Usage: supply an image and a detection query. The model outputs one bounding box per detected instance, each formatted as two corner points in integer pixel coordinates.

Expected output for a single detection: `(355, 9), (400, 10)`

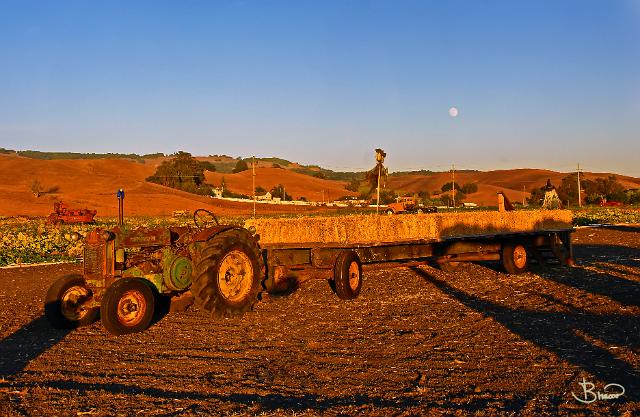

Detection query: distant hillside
(1, 151), (639, 217)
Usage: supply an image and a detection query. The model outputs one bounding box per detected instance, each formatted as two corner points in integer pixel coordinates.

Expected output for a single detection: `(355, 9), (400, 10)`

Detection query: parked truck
(45, 207), (574, 335)
(385, 196), (437, 215)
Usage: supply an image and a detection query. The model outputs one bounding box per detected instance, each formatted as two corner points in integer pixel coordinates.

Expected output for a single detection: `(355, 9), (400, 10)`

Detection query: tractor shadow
(0, 313), (72, 379)
(411, 267), (640, 402)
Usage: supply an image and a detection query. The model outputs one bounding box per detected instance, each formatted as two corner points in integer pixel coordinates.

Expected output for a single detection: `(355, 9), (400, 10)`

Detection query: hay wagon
(249, 211), (574, 298)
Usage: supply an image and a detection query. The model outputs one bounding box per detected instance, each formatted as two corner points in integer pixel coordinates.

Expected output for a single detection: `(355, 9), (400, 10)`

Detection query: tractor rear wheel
(192, 230), (264, 317)
(45, 274), (98, 329)
(100, 278), (155, 335)
(332, 251), (363, 300)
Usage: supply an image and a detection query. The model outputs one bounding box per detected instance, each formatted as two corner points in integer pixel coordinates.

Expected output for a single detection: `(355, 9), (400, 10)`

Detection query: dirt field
(0, 226), (638, 416)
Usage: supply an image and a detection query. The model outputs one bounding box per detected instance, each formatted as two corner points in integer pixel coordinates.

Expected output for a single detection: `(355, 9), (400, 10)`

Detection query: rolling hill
(1, 153), (639, 217)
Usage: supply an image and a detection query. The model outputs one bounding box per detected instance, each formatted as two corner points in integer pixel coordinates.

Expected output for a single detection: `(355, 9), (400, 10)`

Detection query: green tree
(232, 159), (249, 173)
(378, 189), (397, 205)
(461, 183), (478, 194)
(146, 151), (212, 195)
(270, 184), (292, 201)
(345, 179), (360, 192)
(441, 182), (462, 193)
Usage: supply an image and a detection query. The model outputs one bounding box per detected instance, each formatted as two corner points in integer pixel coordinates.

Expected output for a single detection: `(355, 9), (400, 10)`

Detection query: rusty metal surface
(46, 201), (97, 224)
(120, 228), (171, 247)
(190, 225), (238, 243)
(268, 249), (311, 267)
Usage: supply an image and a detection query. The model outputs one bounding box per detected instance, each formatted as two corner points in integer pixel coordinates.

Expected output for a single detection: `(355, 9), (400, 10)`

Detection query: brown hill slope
(204, 167), (355, 202)
(1, 154), (639, 217)
(0, 155), (326, 217)
(388, 168), (640, 205)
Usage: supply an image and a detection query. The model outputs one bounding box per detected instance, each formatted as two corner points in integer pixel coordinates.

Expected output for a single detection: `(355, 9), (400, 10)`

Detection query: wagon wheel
(194, 208), (220, 228)
(100, 278), (156, 335)
(502, 243), (529, 275)
(45, 274), (99, 329)
(331, 251), (363, 300)
(191, 229), (264, 317)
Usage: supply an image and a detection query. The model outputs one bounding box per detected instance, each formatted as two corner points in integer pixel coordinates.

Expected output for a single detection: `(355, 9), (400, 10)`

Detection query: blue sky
(1, 1), (639, 175)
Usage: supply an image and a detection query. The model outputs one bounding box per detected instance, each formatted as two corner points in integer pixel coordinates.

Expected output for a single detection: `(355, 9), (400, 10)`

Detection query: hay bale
(244, 210), (573, 246)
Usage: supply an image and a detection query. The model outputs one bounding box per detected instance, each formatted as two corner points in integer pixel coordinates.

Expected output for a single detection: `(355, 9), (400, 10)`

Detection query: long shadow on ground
(412, 267), (639, 402)
(0, 315), (71, 379)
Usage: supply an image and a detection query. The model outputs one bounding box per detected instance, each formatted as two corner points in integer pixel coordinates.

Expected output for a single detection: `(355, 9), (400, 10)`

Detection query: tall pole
(252, 156), (256, 217)
(577, 163), (582, 208)
(451, 164), (456, 208)
(376, 164), (381, 214)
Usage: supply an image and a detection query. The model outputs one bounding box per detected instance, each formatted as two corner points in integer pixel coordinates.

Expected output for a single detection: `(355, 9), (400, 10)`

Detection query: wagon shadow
(0, 313), (71, 379)
(412, 267), (640, 402)
(2, 378), (529, 413)
(539, 243), (640, 308)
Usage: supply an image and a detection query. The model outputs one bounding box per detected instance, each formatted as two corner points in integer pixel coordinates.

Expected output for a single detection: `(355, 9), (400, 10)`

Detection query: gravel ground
(0, 226), (638, 416)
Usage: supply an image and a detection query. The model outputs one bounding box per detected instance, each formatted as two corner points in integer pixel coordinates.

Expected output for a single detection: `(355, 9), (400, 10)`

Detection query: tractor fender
(191, 225), (254, 243)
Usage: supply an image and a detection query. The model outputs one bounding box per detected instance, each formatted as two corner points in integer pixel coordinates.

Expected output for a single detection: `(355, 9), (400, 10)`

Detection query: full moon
(449, 107), (459, 117)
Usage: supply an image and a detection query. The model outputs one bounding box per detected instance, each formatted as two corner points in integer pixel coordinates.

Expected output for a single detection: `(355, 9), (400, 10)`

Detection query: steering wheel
(193, 208), (220, 228)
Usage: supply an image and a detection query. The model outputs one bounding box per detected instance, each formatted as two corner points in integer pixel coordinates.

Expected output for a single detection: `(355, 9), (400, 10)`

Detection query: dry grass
(245, 210), (573, 245)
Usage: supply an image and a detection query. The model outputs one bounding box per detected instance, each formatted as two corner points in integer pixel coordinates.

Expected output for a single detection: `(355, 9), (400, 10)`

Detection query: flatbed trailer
(260, 228), (574, 298)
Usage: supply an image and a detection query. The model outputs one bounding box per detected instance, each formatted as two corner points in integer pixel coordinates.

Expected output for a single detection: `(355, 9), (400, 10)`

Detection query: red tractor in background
(47, 201), (97, 225)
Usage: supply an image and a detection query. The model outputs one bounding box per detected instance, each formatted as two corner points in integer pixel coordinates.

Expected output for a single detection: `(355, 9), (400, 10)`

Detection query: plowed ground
(0, 227), (638, 416)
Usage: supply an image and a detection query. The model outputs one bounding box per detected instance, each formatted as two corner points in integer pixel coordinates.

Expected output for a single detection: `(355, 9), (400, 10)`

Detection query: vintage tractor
(44, 209), (264, 335)
(46, 201), (97, 225)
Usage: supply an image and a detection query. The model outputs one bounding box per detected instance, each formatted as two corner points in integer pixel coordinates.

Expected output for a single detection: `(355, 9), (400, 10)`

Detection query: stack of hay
(244, 210), (573, 246)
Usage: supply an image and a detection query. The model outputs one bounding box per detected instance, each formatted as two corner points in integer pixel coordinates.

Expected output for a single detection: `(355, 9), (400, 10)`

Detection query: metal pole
(577, 163), (582, 207)
(452, 164), (455, 208)
(376, 164), (381, 214)
(117, 188), (124, 226)
(252, 156), (256, 217)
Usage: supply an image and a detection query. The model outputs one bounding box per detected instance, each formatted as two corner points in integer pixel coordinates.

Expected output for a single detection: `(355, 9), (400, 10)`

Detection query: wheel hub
(218, 250), (254, 302)
(116, 290), (147, 326)
(348, 261), (361, 291)
(61, 286), (91, 321)
(513, 245), (527, 269)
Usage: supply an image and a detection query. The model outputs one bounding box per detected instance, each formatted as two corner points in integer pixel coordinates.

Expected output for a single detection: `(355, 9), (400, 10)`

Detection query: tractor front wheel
(192, 230), (264, 317)
(45, 274), (98, 329)
(100, 278), (155, 335)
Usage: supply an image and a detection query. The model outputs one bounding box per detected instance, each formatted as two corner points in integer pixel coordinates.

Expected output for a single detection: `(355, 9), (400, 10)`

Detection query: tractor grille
(84, 243), (104, 277)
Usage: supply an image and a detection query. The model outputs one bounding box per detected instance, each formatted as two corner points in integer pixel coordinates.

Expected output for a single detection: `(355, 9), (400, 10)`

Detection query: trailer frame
(260, 228), (574, 294)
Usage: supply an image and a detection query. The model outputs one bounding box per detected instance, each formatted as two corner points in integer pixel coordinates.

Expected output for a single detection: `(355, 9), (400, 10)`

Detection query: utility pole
(451, 164), (456, 208)
(577, 163), (582, 208)
(374, 149), (386, 214)
(376, 164), (381, 213)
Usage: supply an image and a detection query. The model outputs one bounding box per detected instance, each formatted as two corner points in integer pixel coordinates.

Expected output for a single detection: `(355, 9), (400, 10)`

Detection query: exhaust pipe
(117, 188), (125, 226)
